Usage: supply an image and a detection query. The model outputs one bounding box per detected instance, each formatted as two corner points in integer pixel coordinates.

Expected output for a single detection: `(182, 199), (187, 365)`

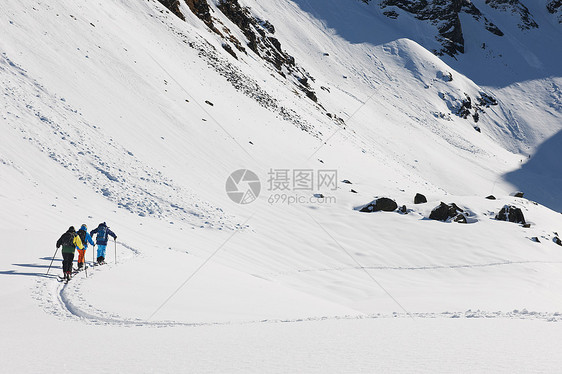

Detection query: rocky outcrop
(376, 0), (503, 56)
(495, 205), (526, 224)
(485, 0), (538, 30)
(184, 0), (215, 28)
(359, 197), (398, 212)
(438, 91), (498, 124)
(216, 0), (318, 102)
(547, 1), (562, 23)
(157, 0), (318, 103)
(159, 0), (186, 20)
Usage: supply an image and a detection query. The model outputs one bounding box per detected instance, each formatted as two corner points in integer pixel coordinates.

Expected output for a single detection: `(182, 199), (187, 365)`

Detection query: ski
(72, 266), (89, 273)
(57, 275), (71, 283)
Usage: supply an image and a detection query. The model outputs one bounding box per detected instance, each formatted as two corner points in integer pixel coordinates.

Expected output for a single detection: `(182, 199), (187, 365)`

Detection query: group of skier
(55, 222), (117, 281)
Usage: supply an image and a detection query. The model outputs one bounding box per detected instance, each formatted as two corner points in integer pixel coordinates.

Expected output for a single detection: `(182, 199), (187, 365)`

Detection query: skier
(55, 226), (84, 280)
(76, 224), (95, 269)
(90, 222), (117, 264)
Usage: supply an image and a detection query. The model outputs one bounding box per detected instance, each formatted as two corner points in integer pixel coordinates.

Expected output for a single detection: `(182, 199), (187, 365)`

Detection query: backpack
(63, 232), (76, 247)
(77, 230), (87, 247)
(96, 226), (108, 242)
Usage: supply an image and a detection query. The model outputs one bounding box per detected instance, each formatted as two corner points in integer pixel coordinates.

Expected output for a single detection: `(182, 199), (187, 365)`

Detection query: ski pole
(114, 239), (117, 264)
(84, 248), (88, 278)
(46, 247), (59, 275)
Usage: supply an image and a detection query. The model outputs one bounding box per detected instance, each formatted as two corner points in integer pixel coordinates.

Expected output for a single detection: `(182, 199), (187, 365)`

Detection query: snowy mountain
(1, 0), (562, 372)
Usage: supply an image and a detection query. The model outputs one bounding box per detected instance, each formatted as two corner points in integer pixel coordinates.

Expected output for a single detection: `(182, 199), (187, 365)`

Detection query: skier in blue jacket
(90, 222), (117, 264)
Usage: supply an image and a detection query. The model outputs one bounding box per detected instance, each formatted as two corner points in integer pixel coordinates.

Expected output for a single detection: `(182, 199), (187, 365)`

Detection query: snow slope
(1, 0), (562, 372)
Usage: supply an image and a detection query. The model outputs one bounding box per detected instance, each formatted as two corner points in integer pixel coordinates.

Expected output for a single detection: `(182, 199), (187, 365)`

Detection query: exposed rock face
(486, 195), (496, 200)
(495, 205), (526, 224)
(159, 0), (186, 20)
(377, 0), (503, 56)
(429, 202), (464, 222)
(485, 0), (538, 30)
(438, 91), (498, 124)
(547, 1), (562, 23)
(363, 0), (544, 56)
(414, 193), (427, 204)
(184, 0), (214, 28)
(554, 236), (562, 246)
(359, 197), (398, 212)
(157, 0), (318, 103)
(216, 0), (318, 102)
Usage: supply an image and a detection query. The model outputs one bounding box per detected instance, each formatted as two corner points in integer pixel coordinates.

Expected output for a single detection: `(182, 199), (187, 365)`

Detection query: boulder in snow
(359, 197), (398, 213)
(414, 193), (427, 204)
(429, 202), (464, 222)
(495, 205), (526, 225)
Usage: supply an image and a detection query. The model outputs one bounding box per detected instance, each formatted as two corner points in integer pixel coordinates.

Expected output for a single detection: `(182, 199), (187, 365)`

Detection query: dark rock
(547, 1), (562, 23)
(522, 223), (531, 228)
(429, 202), (464, 222)
(486, 195), (496, 200)
(531, 237), (541, 243)
(205, 100), (214, 106)
(383, 10), (399, 19)
(350, 189), (357, 194)
(437, 71), (453, 82)
(157, 0), (186, 20)
(477, 92), (498, 107)
(399, 205), (408, 214)
(414, 193), (427, 204)
(554, 236), (562, 246)
(222, 43), (238, 59)
(485, 0), (538, 30)
(495, 205), (526, 224)
(342, 179), (352, 184)
(359, 198), (398, 213)
(456, 95), (472, 119)
(513, 192), (524, 198)
(183, 0), (215, 29)
(216, 0), (318, 102)
(454, 214), (467, 224)
(379, 0), (503, 56)
(314, 193), (324, 199)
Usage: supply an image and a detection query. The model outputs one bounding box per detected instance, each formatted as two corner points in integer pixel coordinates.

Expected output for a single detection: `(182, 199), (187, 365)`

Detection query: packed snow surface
(1, 0), (561, 372)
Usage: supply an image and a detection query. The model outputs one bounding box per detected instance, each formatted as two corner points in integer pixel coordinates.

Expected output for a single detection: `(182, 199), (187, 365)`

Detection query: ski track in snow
(259, 259), (562, 277)
(32, 242), (562, 327)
